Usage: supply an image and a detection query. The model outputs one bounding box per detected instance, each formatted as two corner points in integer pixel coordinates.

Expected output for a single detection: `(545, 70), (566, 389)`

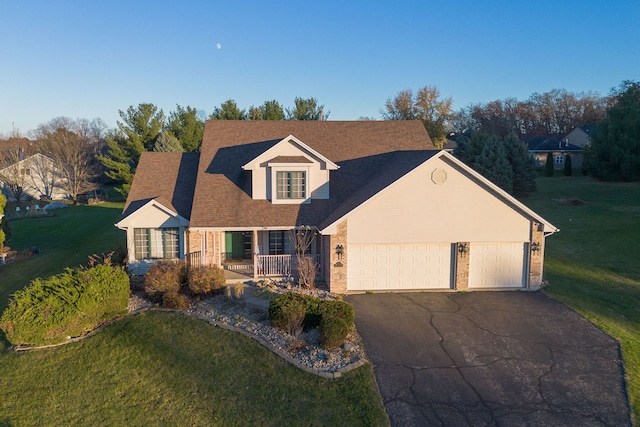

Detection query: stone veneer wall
(455, 242), (470, 290)
(327, 220), (348, 294)
(529, 221), (545, 289)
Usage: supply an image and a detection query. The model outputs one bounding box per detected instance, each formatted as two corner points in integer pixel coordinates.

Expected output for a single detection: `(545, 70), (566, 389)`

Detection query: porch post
(253, 230), (258, 279)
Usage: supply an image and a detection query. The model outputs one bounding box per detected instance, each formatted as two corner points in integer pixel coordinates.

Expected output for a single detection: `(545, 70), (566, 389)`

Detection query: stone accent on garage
(529, 221), (545, 290)
(455, 242), (470, 290)
(326, 220), (348, 294)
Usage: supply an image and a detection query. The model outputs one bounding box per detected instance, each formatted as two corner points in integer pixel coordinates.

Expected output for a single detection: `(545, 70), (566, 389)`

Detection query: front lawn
(0, 311), (387, 426)
(0, 204), (389, 426)
(525, 174), (640, 423)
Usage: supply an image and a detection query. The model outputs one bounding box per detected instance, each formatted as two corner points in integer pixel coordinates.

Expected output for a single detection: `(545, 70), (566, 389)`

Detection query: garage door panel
(348, 243), (452, 291)
(469, 242), (525, 288)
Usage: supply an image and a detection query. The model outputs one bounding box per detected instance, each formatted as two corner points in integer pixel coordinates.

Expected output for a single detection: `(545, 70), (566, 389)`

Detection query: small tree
(473, 136), (513, 193)
(288, 225), (318, 288)
(545, 152), (554, 177)
(153, 130), (184, 152)
(563, 154), (573, 176)
(0, 192), (6, 250)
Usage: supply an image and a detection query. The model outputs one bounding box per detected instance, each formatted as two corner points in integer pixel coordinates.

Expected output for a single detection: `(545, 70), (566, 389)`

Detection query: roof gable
(242, 135), (339, 171)
(320, 150), (558, 234)
(116, 198), (189, 229)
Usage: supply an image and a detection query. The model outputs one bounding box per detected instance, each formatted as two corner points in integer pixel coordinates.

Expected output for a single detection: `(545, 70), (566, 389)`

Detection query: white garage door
(347, 243), (452, 291)
(469, 242), (525, 288)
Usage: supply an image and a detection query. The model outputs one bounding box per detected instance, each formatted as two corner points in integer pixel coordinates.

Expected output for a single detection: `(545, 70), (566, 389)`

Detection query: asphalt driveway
(345, 292), (631, 426)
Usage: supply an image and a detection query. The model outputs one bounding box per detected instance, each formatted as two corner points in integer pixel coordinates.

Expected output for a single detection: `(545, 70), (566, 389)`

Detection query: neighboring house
(118, 121), (558, 293)
(0, 153), (67, 202)
(527, 126), (594, 170)
(442, 132), (457, 153)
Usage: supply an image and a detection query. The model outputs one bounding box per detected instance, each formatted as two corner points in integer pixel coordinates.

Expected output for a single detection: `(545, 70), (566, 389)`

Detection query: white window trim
(270, 165), (311, 204)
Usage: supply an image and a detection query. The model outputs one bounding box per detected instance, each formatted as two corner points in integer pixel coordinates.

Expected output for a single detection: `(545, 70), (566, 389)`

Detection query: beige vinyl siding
(247, 139), (331, 200)
(347, 157), (530, 245)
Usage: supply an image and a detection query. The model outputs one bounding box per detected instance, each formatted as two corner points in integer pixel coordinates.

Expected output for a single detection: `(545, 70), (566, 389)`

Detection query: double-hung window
(276, 171), (306, 199)
(134, 228), (179, 259)
(269, 230), (285, 255)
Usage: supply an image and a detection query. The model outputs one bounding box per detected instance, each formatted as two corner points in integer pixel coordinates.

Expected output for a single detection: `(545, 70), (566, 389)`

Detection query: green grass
(0, 204), (389, 426)
(0, 203), (125, 311)
(0, 311), (387, 426)
(525, 174), (640, 423)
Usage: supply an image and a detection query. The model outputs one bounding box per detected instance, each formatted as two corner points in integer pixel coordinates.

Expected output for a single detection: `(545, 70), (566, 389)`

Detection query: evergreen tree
(504, 133), (536, 196)
(585, 81), (640, 181)
(545, 152), (554, 177)
(286, 97), (329, 120)
(0, 192), (6, 250)
(453, 130), (487, 165)
(166, 105), (204, 152)
(98, 103), (165, 197)
(210, 100), (246, 120)
(153, 131), (184, 152)
(474, 135), (513, 193)
(563, 154), (572, 176)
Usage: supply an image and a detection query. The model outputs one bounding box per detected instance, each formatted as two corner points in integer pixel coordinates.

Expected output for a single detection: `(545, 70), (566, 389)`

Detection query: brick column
(328, 220), (348, 294)
(529, 221), (545, 290)
(455, 242), (470, 290)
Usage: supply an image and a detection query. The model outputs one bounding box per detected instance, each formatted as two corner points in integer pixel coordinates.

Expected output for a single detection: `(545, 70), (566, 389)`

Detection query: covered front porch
(186, 228), (324, 282)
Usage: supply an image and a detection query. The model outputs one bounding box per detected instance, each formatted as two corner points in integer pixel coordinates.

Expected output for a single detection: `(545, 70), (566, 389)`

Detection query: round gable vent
(431, 168), (447, 185)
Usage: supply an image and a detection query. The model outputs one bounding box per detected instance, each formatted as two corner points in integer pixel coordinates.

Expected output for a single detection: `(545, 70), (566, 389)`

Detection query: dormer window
(277, 171), (306, 199)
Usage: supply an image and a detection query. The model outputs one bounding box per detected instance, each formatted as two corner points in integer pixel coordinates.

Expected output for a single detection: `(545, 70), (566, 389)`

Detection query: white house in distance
(0, 153), (68, 201)
(117, 121), (558, 293)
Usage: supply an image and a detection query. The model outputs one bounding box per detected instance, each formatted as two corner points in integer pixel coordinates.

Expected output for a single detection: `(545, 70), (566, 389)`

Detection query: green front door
(225, 232), (245, 259)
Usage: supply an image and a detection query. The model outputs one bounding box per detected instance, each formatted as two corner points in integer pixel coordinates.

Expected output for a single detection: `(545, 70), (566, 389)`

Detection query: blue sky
(1, 0), (638, 136)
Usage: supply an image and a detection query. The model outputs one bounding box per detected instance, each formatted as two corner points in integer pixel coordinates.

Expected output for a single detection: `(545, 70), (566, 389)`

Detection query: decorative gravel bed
(127, 283), (368, 378)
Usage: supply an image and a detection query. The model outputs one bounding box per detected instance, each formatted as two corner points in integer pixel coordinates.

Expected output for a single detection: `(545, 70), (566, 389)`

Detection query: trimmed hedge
(268, 292), (355, 349)
(0, 264), (130, 346)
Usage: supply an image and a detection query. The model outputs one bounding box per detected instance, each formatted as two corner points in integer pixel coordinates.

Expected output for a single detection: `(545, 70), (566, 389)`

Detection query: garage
(347, 243), (452, 291)
(468, 242), (526, 288)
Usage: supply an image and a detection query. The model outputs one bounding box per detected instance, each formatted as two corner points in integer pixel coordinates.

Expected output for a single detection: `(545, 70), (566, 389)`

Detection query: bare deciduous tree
(288, 225), (318, 288)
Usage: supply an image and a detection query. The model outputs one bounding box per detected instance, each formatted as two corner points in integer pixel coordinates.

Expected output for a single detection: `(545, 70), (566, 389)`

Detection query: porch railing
(186, 251), (202, 266)
(257, 254), (322, 277)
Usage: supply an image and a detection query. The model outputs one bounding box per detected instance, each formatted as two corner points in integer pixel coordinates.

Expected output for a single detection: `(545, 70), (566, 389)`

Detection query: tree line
(1, 81), (638, 206)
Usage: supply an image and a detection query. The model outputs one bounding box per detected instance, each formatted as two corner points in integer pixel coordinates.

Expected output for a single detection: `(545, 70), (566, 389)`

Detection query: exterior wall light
(531, 241), (541, 254)
(457, 242), (468, 257)
(335, 244), (344, 261)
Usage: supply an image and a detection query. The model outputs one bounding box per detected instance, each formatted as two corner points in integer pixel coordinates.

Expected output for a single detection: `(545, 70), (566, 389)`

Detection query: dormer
(242, 135), (339, 204)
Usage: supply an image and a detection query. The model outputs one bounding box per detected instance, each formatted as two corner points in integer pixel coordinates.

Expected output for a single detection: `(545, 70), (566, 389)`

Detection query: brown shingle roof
(122, 152), (199, 220)
(189, 121), (435, 228)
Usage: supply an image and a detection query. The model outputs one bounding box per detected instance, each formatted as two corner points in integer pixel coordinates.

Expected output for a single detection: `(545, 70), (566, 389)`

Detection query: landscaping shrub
(162, 291), (191, 309)
(318, 300), (355, 328)
(269, 292), (356, 343)
(319, 316), (350, 350)
(0, 264), (130, 346)
(188, 264), (226, 296)
(143, 260), (188, 302)
(268, 292), (309, 331)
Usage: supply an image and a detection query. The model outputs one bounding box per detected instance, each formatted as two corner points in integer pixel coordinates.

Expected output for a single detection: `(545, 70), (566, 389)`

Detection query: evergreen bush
(268, 292), (309, 331)
(545, 152), (554, 177)
(319, 317), (350, 350)
(0, 264), (130, 346)
(318, 300), (355, 328)
(564, 154), (572, 176)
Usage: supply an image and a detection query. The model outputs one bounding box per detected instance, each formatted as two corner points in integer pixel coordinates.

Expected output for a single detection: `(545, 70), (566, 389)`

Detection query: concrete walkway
(346, 292), (631, 427)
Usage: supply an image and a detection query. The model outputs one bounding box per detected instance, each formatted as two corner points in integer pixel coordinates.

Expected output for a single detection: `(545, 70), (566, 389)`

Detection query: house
(117, 121), (558, 293)
(0, 153), (68, 202)
(527, 126), (594, 170)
